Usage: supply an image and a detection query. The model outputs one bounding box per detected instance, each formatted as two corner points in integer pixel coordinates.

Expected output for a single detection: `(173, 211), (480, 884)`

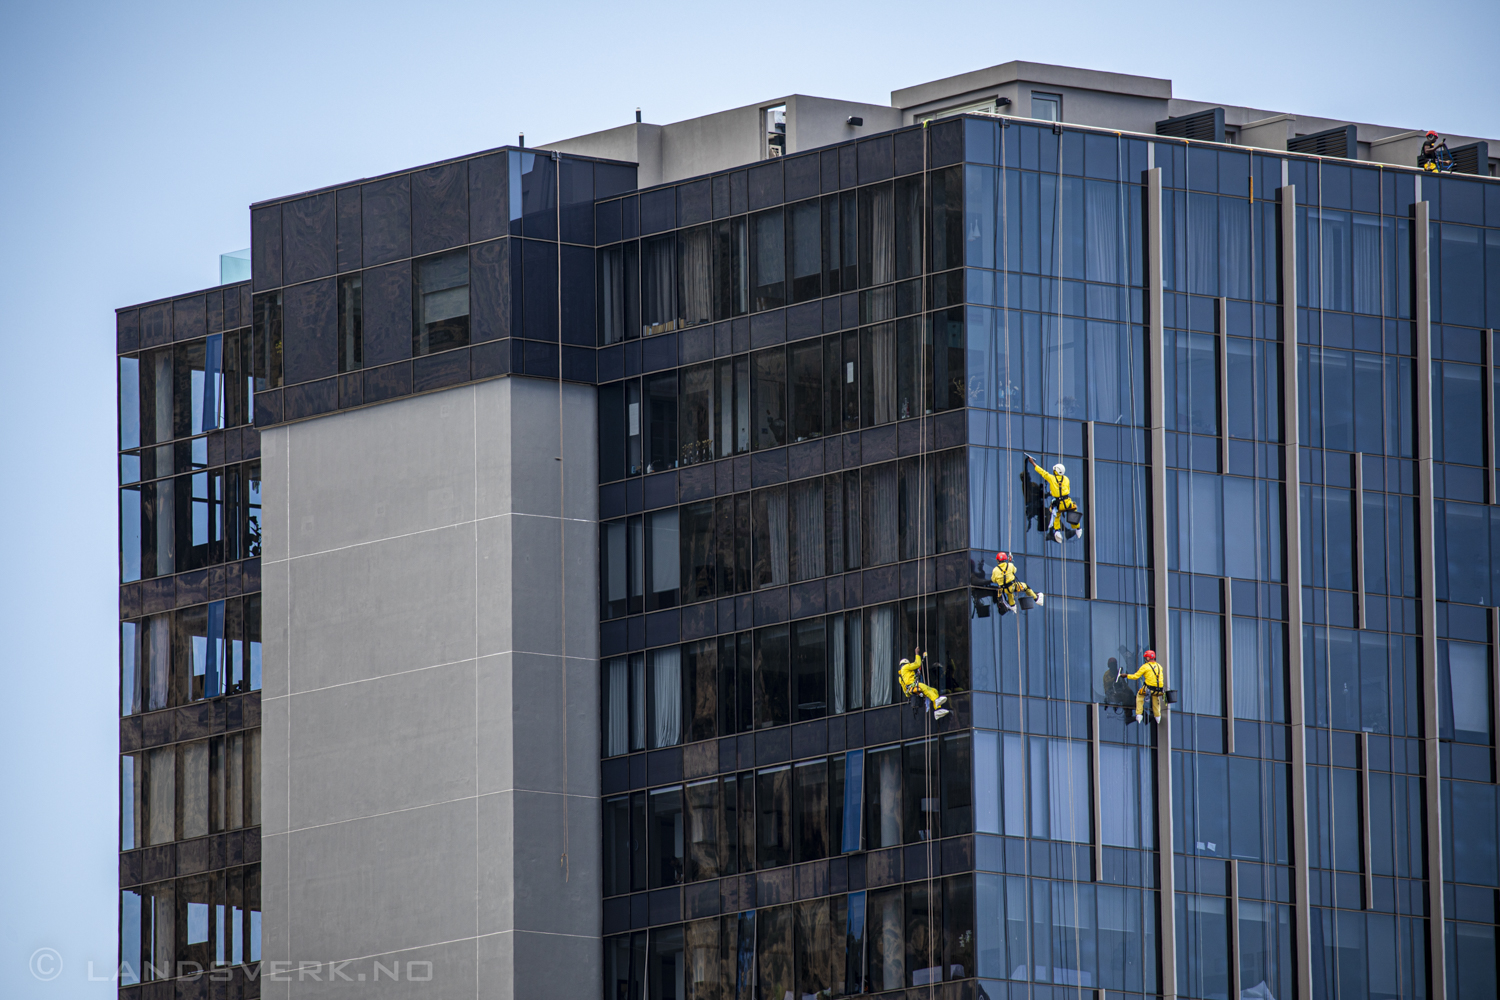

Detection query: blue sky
(0, 0), (1495, 996)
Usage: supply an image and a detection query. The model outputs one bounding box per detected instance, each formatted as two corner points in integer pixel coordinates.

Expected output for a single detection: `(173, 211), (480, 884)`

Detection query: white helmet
(1052, 463), (1066, 477)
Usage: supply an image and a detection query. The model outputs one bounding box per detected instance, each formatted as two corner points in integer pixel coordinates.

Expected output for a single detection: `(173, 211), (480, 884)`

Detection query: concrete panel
(509, 788), (600, 936)
(288, 659), (477, 830)
(280, 937), (477, 1000)
(476, 653), (516, 796)
(260, 558), (290, 699)
(477, 515), (597, 659)
(785, 95), (902, 153)
(285, 390), (476, 558)
(1240, 114), (1294, 151)
(286, 797), (478, 960)
(542, 122), (661, 186)
(475, 377), (597, 522)
(260, 427), (290, 563)
(260, 694), (290, 836)
(259, 831), (290, 968)
(658, 104), (765, 185)
(492, 929), (597, 1000)
(286, 523), (477, 691)
(267, 374), (601, 999)
(893, 60), (1171, 114)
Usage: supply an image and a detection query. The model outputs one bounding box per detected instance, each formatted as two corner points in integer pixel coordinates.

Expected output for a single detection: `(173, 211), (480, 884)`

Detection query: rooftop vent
(1156, 108), (1224, 143)
(1449, 141), (1490, 175)
(1287, 125), (1357, 159)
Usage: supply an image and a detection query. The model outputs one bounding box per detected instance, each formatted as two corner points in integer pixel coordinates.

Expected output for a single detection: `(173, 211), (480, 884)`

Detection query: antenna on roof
(636, 108), (642, 123)
(518, 133), (525, 148)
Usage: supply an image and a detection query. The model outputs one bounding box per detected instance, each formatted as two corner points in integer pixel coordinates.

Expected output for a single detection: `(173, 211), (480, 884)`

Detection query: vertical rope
(555, 150), (571, 882)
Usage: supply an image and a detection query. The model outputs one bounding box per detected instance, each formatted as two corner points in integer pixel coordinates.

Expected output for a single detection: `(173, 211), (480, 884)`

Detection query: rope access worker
(1418, 131), (1450, 173)
(898, 648), (951, 720)
(990, 552), (1044, 611)
(1025, 454), (1082, 543)
(1125, 650), (1167, 724)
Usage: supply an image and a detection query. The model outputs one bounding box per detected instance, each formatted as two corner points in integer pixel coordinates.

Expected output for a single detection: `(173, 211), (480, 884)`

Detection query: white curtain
(766, 489), (788, 587)
(1100, 745), (1153, 848)
(1172, 610), (1223, 716)
(652, 647), (682, 748)
(1351, 213), (1382, 315)
(870, 185), (895, 285)
(845, 610), (863, 711)
(867, 324), (897, 425)
(863, 463), (898, 566)
(599, 246), (625, 344)
(1085, 179), (1121, 283)
(1187, 192), (1219, 296)
(650, 509), (680, 600)
(831, 614), (846, 715)
(1219, 196), (1251, 300)
(1087, 321), (1126, 425)
(790, 479), (824, 581)
(678, 227), (712, 327)
(605, 657), (629, 757)
(631, 654), (646, 752)
(867, 605), (894, 707)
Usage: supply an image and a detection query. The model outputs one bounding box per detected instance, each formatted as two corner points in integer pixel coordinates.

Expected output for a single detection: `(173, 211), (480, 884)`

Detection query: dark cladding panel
(362, 175), (412, 267)
(282, 277), (338, 385)
(361, 261), (413, 366)
(412, 161), (469, 256)
(283, 192), (337, 284)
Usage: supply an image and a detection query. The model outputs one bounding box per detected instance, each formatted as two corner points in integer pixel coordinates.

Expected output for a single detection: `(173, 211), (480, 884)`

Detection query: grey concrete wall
(259, 375), (599, 1000)
(785, 95), (902, 154)
(544, 123), (662, 186)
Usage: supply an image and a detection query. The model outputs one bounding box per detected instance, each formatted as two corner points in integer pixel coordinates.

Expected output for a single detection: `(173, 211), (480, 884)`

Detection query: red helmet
(1426, 131), (1438, 138)
(1143, 650), (1156, 661)
(996, 552), (1010, 562)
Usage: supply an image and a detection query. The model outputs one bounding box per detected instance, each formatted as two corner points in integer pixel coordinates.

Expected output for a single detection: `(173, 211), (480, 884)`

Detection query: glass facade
(118, 108), (1500, 999)
(116, 282), (264, 990)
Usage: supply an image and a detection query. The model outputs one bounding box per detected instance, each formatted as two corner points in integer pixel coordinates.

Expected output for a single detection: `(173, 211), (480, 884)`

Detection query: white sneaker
(934, 708), (951, 720)
(1074, 528), (1084, 542)
(1034, 593), (1045, 606)
(1135, 714), (1143, 724)
(1053, 530), (1064, 543)
(935, 695), (948, 708)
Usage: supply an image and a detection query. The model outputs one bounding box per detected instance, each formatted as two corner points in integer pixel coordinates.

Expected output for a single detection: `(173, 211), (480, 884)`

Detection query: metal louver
(1155, 108), (1225, 143)
(1287, 125), (1357, 159)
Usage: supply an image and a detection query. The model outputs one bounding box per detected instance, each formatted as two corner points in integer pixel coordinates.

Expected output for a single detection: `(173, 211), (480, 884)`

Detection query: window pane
(649, 786), (684, 887)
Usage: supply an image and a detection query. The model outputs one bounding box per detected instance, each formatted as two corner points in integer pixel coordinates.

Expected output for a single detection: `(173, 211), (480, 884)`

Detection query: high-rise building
(114, 61), (1500, 1000)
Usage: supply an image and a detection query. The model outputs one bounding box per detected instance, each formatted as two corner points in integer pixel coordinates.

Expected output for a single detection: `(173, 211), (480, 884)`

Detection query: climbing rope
(555, 150), (571, 883)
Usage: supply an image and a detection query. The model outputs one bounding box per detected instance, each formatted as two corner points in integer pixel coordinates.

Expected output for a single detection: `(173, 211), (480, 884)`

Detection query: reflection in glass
(413, 249), (470, 354)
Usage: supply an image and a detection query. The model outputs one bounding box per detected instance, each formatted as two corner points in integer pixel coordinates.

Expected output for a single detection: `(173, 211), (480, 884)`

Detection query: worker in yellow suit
(898, 648), (950, 719)
(990, 552), (1044, 611)
(1025, 453), (1082, 544)
(1125, 650), (1166, 724)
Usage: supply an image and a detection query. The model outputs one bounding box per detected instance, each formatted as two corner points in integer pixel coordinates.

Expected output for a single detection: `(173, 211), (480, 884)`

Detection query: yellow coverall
(1125, 660), (1166, 721)
(1031, 461), (1079, 534)
(991, 561), (1041, 608)
(899, 654), (943, 710)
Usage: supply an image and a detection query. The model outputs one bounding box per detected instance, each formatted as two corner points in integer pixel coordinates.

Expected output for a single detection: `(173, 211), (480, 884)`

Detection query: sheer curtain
(1351, 213), (1382, 315)
(600, 247), (625, 344)
(867, 324), (897, 425)
(831, 614), (846, 714)
(766, 489), (789, 586)
(863, 463), (898, 565)
(632, 653), (646, 751)
(1233, 618), (1285, 723)
(790, 480), (825, 581)
(642, 236), (676, 335)
(1219, 197), (1250, 301)
(678, 227), (713, 327)
(1085, 179), (1121, 283)
(1100, 745), (1153, 848)
(1186, 193), (1219, 296)
(867, 605), (894, 707)
(934, 449), (967, 553)
(605, 657), (629, 756)
(870, 185), (895, 285)
(652, 647), (682, 748)
(1172, 610), (1223, 716)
